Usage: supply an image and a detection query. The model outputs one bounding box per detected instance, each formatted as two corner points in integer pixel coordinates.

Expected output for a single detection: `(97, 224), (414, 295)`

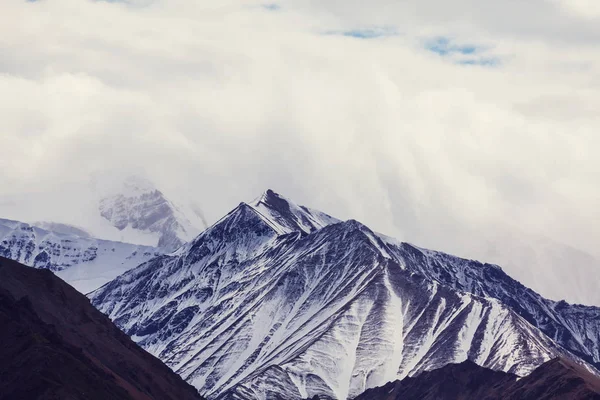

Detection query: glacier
(0, 174), (206, 252)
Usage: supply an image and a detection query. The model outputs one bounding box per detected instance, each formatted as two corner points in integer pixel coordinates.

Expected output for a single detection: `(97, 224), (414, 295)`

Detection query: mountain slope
(353, 360), (518, 400)
(0, 217), (160, 293)
(502, 357), (600, 399)
(354, 358), (600, 400)
(474, 229), (600, 307)
(91, 190), (599, 399)
(378, 238), (600, 368)
(0, 256), (204, 400)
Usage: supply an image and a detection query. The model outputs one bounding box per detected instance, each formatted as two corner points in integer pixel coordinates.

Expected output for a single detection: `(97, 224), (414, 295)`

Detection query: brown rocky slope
(353, 358), (600, 400)
(0, 256), (204, 400)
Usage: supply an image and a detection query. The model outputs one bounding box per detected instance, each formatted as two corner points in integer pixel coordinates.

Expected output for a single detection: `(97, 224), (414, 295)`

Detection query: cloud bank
(1, 0), (599, 303)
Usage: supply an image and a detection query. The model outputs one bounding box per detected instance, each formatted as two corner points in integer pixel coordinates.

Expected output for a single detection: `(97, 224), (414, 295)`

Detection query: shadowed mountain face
(0, 256), (204, 400)
(353, 360), (517, 400)
(354, 358), (600, 400)
(502, 358), (600, 400)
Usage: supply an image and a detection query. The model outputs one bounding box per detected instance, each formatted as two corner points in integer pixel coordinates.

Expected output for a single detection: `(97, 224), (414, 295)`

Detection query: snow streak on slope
(90, 190), (600, 399)
(249, 189), (340, 235)
(0, 218), (161, 293)
(378, 237), (600, 368)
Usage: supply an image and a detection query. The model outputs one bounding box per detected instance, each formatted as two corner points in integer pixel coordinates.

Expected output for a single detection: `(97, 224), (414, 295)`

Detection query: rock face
(0, 217), (160, 293)
(379, 240), (600, 369)
(90, 190), (600, 399)
(501, 357), (600, 400)
(98, 176), (205, 251)
(354, 358), (600, 400)
(0, 256), (204, 400)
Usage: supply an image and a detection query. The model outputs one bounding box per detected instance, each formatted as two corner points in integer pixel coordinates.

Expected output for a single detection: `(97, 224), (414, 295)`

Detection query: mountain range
(2, 187), (600, 399)
(0, 174), (207, 252)
(0, 217), (161, 293)
(2, 175), (600, 307)
(0, 175), (209, 292)
(88, 190), (600, 399)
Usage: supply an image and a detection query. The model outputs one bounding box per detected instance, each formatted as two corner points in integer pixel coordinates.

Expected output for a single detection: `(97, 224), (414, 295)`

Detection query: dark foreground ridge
(0, 256), (204, 400)
(353, 358), (600, 400)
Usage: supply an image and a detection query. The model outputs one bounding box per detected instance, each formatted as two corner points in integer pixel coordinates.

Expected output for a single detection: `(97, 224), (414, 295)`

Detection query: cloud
(261, 3), (280, 11)
(553, 0), (600, 20)
(457, 58), (500, 66)
(1, 0), (600, 303)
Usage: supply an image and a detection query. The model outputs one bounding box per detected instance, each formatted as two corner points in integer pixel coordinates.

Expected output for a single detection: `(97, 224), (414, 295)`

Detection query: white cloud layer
(1, 0), (600, 304)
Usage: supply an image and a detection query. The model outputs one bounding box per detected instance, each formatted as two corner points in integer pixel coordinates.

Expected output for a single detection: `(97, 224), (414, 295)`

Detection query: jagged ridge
(90, 190), (600, 399)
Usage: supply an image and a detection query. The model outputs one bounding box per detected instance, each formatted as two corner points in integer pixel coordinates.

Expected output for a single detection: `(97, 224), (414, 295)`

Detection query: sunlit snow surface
(0, 218), (161, 293)
(90, 191), (600, 399)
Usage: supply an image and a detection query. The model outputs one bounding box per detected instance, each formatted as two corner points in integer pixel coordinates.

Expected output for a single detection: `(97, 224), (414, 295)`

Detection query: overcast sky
(2, 0), (600, 301)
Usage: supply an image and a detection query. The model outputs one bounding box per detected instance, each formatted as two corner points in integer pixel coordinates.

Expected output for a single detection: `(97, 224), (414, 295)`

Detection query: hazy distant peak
(31, 221), (92, 238)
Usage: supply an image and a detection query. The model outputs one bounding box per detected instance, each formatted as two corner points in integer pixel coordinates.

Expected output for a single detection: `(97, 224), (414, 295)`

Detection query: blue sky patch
(328, 27), (398, 39)
(425, 37), (480, 56)
(425, 37), (500, 67)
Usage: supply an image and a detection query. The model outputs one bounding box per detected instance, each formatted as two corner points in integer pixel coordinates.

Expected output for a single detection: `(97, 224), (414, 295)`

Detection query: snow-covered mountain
(0, 175), (207, 252)
(30, 221), (93, 238)
(3, 178), (600, 307)
(90, 190), (600, 399)
(441, 226), (600, 307)
(0, 217), (161, 293)
(96, 175), (206, 251)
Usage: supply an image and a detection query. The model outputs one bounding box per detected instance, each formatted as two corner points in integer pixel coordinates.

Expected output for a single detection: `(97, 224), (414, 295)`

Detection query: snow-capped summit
(0, 174), (208, 252)
(90, 190), (600, 400)
(97, 175), (205, 251)
(249, 189), (340, 235)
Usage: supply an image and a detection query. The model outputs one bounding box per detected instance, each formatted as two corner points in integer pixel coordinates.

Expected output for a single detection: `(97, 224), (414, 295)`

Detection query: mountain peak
(253, 189), (293, 215)
(253, 189), (287, 207)
(97, 175), (204, 251)
(92, 173), (157, 198)
(249, 189), (340, 236)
